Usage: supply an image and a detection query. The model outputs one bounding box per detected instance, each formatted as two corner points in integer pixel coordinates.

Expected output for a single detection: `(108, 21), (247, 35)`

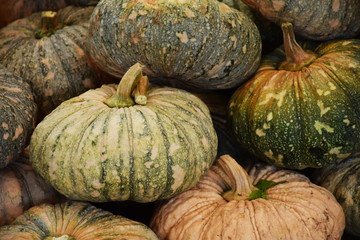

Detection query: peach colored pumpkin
(151, 155), (345, 240)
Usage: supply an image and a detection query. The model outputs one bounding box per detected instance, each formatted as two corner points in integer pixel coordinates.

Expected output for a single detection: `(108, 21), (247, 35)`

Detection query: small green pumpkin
(0, 66), (37, 168)
(228, 23), (360, 169)
(88, 0), (261, 90)
(30, 63), (218, 203)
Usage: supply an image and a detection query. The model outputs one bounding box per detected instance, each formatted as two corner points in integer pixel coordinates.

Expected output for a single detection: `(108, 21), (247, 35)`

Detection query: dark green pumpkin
(242, 0), (360, 40)
(314, 156), (360, 237)
(88, 0), (261, 90)
(0, 6), (101, 119)
(228, 23), (360, 169)
(0, 66), (37, 168)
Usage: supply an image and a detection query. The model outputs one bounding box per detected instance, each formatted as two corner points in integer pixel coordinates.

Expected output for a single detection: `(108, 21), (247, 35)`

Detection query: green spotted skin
(0, 201), (159, 240)
(228, 39), (360, 169)
(30, 84), (217, 202)
(314, 156), (360, 237)
(0, 66), (37, 168)
(88, 0), (261, 90)
(0, 6), (101, 119)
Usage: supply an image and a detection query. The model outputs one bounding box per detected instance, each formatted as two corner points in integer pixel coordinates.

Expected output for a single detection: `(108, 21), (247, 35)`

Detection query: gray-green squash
(30, 63), (218, 203)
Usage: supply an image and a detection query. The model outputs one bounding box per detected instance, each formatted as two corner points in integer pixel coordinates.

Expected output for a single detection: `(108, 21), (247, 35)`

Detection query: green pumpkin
(30, 63), (218, 202)
(314, 156), (360, 237)
(228, 23), (360, 169)
(87, 0), (261, 90)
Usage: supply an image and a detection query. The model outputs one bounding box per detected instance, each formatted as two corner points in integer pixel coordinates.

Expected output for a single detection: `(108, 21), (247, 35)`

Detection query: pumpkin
(87, 0), (262, 90)
(241, 0), (360, 40)
(0, 0), (67, 28)
(150, 155), (345, 240)
(0, 66), (37, 168)
(0, 201), (159, 240)
(313, 156), (360, 237)
(0, 6), (101, 119)
(30, 63), (218, 203)
(228, 22), (360, 169)
(0, 155), (60, 226)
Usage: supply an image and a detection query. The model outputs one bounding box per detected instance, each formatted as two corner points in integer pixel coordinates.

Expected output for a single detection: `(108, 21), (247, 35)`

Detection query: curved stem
(279, 22), (317, 71)
(133, 75), (149, 105)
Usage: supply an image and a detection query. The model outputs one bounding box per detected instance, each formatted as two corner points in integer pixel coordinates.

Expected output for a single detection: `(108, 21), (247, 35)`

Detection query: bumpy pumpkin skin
(0, 201), (159, 240)
(314, 156), (360, 237)
(150, 155), (345, 240)
(30, 76), (217, 202)
(88, 0), (261, 90)
(0, 6), (101, 119)
(0, 156), (60, 226)
(229, 37), (360, 169)
(0, 66), (37, 168)
(242, 0), (360, 40)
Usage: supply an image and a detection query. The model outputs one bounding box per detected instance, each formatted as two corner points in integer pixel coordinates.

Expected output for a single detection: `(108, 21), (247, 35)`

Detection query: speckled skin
(228, 39), (360, 169)
(0, 66), (37, 168)
(0, 201), (159, 240)
(87, 0), (261, 90)
(30, 84), (217, 202)
(0, 6), (101, 119)
(0, 156), (60, 226)
(314, 156), (360, 237)
(242, 0), (360, 40)
(150, 155), (345, 240)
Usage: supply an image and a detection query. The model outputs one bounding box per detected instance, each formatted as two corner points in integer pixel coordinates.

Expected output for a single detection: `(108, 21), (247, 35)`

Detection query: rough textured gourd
(88, 0), (262, 90)
(0, 66), (37, 168)
(0, 201), (159, 240)
(0, 6), (101, 119)
(228, 23), (360, 169)
(30, 63), (218, 203)
(314, 156), (360, 237)
(0, 156), (60, 226)
(241, 0), (360, 40)
(150, 155), (345, 240)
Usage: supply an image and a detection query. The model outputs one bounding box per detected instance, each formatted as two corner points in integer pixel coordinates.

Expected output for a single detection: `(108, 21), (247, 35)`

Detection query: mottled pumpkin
(0, 66), (37, 168)
(314, 156), (360, 237)
(30, 63), (218, 203)
(0, 156), (60, 226)
(88, 0), (261, 90)
(151, 155), (345, 240)
(228, 23), (360, 169)
(0, 6), (101, 119)
(242, 0), (360, 40)
(0, 201), (159, 240)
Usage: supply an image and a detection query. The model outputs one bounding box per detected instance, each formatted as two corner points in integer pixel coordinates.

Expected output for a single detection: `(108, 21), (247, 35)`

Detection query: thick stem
(104, 63), (147, 108)
(133, 76), (149, 105)
(36, 11), (58, 39)
(278, 22), (317, 71)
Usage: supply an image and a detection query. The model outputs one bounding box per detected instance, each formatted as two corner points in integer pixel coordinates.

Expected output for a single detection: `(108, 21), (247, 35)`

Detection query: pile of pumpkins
(0, 0), (359, 239)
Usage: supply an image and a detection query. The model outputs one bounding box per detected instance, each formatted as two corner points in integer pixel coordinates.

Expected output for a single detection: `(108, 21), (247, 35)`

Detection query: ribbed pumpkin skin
(242, 0), (360, 40)
(0, 201), (159, 240)
(88, 0), (261, 90)
(30, 84), (217, 202)
(150, 155), (345, 240)
(0, 67), (37, 168)
(0, 6), (101, 119)
(314, 156), (360, 237)
(228, 39), (360, 169)
(0, 156), (60, 226)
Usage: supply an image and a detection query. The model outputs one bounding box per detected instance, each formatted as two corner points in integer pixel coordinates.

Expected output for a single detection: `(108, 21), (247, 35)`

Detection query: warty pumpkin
(228, 23), (360, 169)
(30, 63), (218, 203)
(150, 155), (345, 240)
(87, 0), (262, 90)
(241, 0), (360, 40)
(0, 201), (159, 240)
(313, 156), (360, 237)
(0, 6), (101, 119)
(0, 155), (60, 226)
(0, 66), (37, 168)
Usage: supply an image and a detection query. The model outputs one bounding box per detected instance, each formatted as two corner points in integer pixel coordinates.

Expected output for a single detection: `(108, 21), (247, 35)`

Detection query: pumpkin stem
(36, 11), (59, 39)
(104, 63), (148, 108)
(278, 22), (317, 71)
